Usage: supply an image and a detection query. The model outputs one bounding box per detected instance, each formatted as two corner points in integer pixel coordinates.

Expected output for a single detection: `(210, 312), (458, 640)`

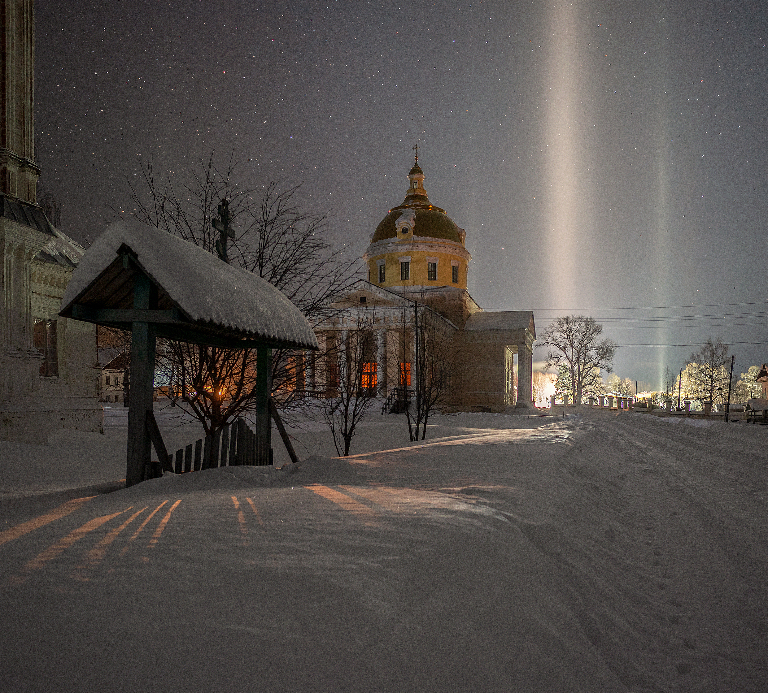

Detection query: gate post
(255, 346), (272, 465)
(126, 272), (156, 486)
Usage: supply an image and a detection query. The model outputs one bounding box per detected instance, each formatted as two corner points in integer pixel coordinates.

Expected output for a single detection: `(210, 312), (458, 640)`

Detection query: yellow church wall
(367, 248), (467, 291)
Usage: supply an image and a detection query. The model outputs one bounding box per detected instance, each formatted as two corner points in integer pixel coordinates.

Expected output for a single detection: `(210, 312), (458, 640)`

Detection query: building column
(0, 227), (47, 401)
(515, 343), (534, 408)
(377, 329), (387, 395)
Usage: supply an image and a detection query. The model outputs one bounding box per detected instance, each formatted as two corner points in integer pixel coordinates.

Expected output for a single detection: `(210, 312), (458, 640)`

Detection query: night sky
(34, 1), (768, 389)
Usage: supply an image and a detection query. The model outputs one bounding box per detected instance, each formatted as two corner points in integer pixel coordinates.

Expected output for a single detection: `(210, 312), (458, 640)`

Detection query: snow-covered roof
(464, 310), (535, 335)
(60, 218), (318, 350)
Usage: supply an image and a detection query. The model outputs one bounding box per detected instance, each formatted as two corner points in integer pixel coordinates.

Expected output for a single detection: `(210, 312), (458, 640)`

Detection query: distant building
(100, 353), (129, 404)
(756, 364), (768, 400)
(0, 0), (100, 439)
(311, 157), (535, 411)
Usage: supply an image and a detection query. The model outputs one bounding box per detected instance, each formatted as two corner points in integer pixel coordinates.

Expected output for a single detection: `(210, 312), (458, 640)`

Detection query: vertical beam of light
(651, 14), (673, 389)
(544, 2), (582, 308)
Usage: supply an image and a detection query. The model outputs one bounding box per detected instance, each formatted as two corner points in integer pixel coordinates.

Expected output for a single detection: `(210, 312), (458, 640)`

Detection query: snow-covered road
(1, 409), (766, 691)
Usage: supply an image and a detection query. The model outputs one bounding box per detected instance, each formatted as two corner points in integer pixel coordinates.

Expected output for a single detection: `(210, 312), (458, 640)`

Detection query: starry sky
(34, 0), (768, 390)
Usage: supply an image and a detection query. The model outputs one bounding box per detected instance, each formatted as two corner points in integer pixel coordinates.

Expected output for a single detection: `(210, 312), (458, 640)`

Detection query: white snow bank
(3, 408), (768, 691)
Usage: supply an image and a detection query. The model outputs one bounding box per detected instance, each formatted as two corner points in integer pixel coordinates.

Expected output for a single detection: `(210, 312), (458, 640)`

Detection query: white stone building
(0, 0), (100, 439)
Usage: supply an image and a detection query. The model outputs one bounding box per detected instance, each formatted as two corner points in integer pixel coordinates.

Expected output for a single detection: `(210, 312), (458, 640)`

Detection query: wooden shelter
(60, 219), (318, 486)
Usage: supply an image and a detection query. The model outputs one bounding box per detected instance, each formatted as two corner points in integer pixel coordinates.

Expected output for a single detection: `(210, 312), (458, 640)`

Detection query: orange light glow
(0, 496), (93, 548)
(148, 500), (181, 548)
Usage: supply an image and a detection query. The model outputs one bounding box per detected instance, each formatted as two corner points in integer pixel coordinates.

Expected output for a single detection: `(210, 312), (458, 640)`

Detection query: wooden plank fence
(146, 399), (298, 480)
(173, 417), (269, 473)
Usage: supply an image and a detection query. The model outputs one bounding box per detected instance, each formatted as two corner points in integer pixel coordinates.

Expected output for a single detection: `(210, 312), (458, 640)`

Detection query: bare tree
(128, 154), (358, 438)
(320, 315), (379, 456)
(733, 365), (763, 403)
(542, 316), (616, 405)
(405, 303), (454, 441)
(685, 338), (730, 406)
(663, 365), (677, 400)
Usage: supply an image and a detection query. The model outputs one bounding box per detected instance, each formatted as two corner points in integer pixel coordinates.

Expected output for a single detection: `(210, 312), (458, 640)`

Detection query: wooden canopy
(60, 219), (317, 486)
(60, 219), (319, 351)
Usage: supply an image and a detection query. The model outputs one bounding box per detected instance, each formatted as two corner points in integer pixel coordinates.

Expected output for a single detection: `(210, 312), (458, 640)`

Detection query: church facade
(312, 157), (535, 411)
(1, 0), (100, 439)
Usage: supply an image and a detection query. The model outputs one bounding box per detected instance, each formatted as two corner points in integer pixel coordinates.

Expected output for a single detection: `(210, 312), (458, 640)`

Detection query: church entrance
(504, 346), (518, 407)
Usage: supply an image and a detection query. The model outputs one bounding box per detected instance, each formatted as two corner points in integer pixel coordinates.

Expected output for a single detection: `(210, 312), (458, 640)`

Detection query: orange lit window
(399, 362), (411, 387)
(362, 362), (377, 389)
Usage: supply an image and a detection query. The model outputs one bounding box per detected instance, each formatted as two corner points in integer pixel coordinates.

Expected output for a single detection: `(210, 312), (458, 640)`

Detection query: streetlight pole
(678, 368), (682, 411)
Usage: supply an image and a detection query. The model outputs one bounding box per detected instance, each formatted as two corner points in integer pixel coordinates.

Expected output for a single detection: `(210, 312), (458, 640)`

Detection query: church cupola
(363, 152), (471, 295)
(405, 161), (427, 200)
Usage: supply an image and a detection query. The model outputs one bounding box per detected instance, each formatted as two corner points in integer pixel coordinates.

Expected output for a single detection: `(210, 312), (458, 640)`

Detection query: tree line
(539, 316), (763, 409)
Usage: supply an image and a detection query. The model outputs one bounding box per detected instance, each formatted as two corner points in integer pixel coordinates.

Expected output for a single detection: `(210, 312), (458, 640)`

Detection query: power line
(615, 341), (767, 348)
(527, 300), (768, 312)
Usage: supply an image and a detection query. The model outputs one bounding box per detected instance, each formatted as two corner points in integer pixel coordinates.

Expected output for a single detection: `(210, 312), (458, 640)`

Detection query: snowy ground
(1, 406), (767, 692)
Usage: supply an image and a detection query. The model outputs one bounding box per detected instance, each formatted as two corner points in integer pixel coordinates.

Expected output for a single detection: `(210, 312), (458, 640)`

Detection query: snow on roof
(61, 218), (318, 350)
(463, 310), (535, 334)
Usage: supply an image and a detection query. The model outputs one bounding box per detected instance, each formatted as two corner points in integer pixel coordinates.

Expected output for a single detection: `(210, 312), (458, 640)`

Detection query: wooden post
(270, 397), (299, 465)
(220, 426), (230, 467)
(255, 347), (272, 465)
(126, 273), (156, 487)
(203, 434), (212, 470)
(146, 411), (171, 473)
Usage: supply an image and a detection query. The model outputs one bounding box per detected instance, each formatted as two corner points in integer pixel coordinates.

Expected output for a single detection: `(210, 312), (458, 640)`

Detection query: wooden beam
(269, 398), (299, 465)
(71, 304), (183, 324)
(146, 411), (172, 472)
(255, 347), (272, 465)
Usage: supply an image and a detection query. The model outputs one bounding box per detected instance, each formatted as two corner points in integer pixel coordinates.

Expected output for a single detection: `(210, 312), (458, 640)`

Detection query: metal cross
(213, 199), (235, 263)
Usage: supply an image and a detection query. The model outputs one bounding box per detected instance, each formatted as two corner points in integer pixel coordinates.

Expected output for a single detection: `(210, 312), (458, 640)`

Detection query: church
(0, 0), (100, 439)
(312, 155), (535, 411)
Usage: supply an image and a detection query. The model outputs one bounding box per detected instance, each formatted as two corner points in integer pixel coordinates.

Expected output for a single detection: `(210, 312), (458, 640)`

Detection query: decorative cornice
(364, 236), (472, 263)
(0, 149), (40, 175)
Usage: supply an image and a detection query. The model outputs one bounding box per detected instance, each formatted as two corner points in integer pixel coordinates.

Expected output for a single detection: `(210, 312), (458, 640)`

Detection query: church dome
(371, 207), (463, 244)
(364, 155), (471, 293)
(369, 157), (465, 245)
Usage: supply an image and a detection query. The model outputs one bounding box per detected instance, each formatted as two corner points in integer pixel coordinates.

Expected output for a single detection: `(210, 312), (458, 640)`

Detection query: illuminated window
(361, 362), (378, 390)
(399, 362), (411, 387)
(400, 261), (410, 280)
(427, 261), (437, 281)
(452, 265), (459, 283)
(378, 263), (385, 283)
